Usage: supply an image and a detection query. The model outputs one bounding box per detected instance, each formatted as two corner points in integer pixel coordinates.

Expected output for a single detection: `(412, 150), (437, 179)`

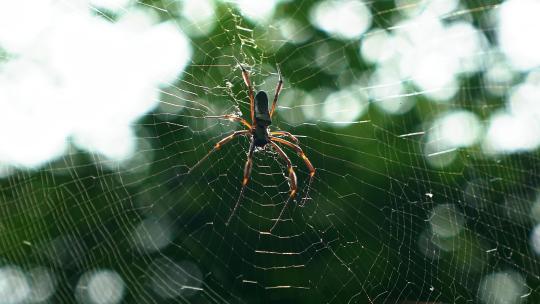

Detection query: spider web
(0, 0), (539, 303)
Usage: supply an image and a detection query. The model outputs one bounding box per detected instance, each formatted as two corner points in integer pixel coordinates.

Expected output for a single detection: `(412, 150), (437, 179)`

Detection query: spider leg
(236, 60), (256, 125)
(270, 137), (315, 178)
(269, 66), (283, 118)
(269, 141), (298, 231)
(269, 141), (298, 197)
(271, 136), (316, 207)
(205, 114), (252, 129)
(270, 131), (299, 144)
(226, 139), (256, 226)
(188, 130), (249, 174)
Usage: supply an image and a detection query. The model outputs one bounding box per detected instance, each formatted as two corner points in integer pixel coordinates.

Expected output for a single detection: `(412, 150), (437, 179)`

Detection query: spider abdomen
(255, 91), (271, 127)
(253, 91), (272, 147)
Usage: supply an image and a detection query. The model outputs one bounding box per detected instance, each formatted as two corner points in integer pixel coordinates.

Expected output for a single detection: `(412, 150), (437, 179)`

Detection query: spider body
(253, 91), (271, 147)
(193, 62), (315, 229)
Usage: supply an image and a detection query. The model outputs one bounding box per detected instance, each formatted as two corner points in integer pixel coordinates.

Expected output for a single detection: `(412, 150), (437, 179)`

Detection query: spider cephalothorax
(190, 62), (315, 229)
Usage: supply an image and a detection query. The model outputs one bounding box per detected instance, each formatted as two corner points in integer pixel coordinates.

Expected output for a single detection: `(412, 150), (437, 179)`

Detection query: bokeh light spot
(323, 86), (369, 126)
(149, 259), (203, 299)
(478, 271), (526, 304)
(27, 267), (57, 303)
(235, 0), (281, 24)
(429, 204), (466, 238)
(76, 270), (125, 304)
(0, 1), (192, 171)
(131, 218), (174, 252)
(498, 0), (540, 70)
(310, 0), (372, 40)
(429, 110), (483, 149)
(175, 0), (216, 37)
(0, 266), (30, 304)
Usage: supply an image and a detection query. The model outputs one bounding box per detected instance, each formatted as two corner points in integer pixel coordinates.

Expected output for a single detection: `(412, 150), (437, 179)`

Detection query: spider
(190, 62), (315, 228)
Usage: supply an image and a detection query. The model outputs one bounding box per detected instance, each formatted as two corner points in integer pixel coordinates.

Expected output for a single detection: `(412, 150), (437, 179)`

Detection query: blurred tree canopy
(4, 0), (540, 303)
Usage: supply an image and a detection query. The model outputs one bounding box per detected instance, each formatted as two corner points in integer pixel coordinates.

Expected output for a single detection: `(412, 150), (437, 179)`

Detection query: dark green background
(3, 0), (538, 303)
